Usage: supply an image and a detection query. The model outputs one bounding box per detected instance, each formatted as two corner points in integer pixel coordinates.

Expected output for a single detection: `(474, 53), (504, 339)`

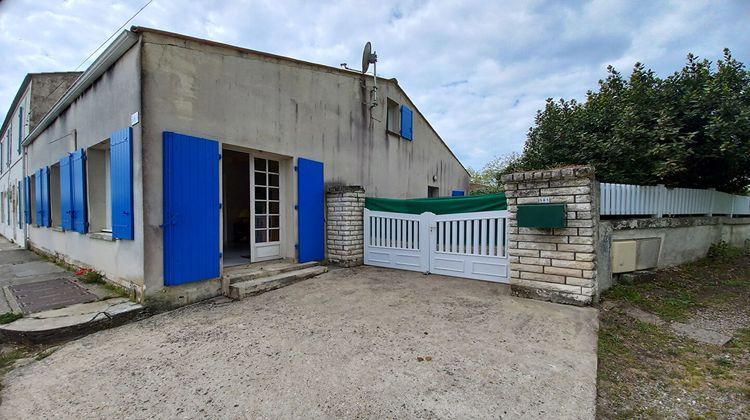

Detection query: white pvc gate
(363, 209), (509, 283)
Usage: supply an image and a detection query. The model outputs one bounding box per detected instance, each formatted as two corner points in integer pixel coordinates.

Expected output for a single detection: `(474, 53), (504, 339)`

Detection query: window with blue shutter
(60, 154), (73, 230)
(451, 190), (465, 196)
(400, 105), (413, 141)
(111, 127), (134, 239)
(71, 149), (88, 233)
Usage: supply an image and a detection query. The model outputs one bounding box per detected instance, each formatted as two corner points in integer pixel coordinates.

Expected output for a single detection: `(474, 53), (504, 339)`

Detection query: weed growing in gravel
(0, 312), (22, 325)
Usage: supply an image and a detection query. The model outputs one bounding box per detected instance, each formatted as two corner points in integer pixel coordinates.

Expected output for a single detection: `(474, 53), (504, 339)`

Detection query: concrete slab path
(0, 237), (116, 315)
(1, 266), (599, 419)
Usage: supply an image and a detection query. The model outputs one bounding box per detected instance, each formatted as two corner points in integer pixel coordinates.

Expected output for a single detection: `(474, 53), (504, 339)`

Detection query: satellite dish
(362, 41), (377, 73)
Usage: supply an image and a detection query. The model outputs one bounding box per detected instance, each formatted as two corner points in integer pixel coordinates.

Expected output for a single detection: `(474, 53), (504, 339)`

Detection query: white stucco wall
(24, 43), (145, 293)
(0, 85), (31, 247)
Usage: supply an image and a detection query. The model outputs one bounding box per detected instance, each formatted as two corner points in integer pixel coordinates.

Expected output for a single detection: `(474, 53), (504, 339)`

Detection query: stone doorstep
(223, 261), (320, 285)
(0, 297), (144, 344)
(229, 266), (328, 300)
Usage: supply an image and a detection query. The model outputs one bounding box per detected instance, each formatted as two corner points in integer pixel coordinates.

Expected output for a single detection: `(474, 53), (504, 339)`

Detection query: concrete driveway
(1, 266), (598, 419)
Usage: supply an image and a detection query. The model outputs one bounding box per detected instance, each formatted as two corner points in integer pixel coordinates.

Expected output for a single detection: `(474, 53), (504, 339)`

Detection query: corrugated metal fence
(600, 183), (750, 217)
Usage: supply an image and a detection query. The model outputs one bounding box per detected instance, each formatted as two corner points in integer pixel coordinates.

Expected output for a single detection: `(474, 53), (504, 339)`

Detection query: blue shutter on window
(41, 166), (51, 227)
(34, 169), (42, 225)
(111, 127), (134, 239)
(17, 181), (22, 228)
(451, 190), (465, 196)
(71, 149), (88, 233)
(400, 105), (413, 140)
(17, 106), (23, 154)
(60, 154), (73, 230)
(24, 176), (31, 224)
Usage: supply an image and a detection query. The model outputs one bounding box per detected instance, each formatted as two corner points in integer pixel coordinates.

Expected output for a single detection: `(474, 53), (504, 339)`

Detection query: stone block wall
(501, 166), (599, 306)
(325, 186), (365, 267)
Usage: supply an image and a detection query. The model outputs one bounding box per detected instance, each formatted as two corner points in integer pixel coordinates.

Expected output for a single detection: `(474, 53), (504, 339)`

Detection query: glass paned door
(253, 158), (281, 248)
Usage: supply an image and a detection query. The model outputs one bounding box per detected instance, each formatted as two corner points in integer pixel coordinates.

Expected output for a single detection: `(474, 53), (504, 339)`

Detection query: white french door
(250, 157), (282, 262)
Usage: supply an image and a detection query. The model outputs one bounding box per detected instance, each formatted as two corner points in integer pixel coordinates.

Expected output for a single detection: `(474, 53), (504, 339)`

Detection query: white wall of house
(137, 30), (470, 301)
(24, 44), (145, 296)
(0, 85), (31, 247)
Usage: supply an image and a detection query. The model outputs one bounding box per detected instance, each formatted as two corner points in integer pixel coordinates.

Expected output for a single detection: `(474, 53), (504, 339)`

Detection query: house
(0, 72), (81, 247)
(20, 27), (469, 306)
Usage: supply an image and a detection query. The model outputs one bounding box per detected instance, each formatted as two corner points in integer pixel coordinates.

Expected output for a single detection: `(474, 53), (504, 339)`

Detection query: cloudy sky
(0, 0), (748, 170)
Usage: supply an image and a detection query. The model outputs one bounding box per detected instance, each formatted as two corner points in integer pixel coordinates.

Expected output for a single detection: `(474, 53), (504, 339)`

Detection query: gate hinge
(218, 154), (222, 160)
(219, 203), (222, 209)
(219, 252), (223, 258)
(294, 204), (298, 210)
(294, 166), (298, 172)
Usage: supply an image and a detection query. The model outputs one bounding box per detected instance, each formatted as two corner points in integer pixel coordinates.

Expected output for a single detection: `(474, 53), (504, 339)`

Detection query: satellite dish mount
(362, 42), (378, 108)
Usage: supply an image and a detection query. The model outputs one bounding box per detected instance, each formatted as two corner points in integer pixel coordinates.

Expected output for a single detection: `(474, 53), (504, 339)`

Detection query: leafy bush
(514, 49), (750, 193)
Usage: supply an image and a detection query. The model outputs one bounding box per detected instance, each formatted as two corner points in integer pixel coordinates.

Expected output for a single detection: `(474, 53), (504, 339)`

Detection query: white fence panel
(600, 183), (750, 217)
(364, 209), (427, 272)
(429, 210), (509, 283)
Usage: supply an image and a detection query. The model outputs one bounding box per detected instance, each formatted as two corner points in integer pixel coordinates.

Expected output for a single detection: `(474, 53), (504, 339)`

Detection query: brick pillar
(500, 166), (599, 306)
(326, 186), (365, 267)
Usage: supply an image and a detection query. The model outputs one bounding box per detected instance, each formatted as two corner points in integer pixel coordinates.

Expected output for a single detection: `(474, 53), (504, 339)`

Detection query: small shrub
(75, 267), (104, 284)
(706, 240), (747, 262)
(707, 241), (731, 259)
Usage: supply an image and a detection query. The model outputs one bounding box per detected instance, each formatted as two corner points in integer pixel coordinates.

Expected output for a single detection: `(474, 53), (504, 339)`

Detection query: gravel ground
(1, 266), (598, 419)
(687, 306), (750, 337)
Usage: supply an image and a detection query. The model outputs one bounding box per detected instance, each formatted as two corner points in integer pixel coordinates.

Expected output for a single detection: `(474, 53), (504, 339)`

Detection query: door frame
(220, 144), (291, 265)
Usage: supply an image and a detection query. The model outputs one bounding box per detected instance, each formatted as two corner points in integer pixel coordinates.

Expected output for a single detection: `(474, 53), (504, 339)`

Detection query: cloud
(1, 0), (748, 170)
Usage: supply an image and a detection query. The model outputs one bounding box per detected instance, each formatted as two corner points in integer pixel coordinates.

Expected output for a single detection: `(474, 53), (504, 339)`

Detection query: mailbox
(517, 204), (566, 228)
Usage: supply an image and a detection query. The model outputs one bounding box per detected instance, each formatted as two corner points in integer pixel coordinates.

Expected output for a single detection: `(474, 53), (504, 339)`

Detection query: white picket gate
(363, 209), (509, 283)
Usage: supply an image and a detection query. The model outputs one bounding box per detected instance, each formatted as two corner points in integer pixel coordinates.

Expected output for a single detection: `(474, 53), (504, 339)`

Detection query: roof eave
(23, 30), (139, 146)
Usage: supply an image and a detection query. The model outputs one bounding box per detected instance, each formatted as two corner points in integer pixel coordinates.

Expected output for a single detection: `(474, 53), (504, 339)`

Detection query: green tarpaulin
(365, 193), (507, 215)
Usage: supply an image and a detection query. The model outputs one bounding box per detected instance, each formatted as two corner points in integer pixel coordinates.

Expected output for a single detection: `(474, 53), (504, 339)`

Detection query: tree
(468, 152), (522, 194)
(516, 49), (750, 193)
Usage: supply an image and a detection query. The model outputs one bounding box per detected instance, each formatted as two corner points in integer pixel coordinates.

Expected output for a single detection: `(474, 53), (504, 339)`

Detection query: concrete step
(0, 297), (144, 344)
(228, 266), (328, 300)
(224, 261), (320, 285)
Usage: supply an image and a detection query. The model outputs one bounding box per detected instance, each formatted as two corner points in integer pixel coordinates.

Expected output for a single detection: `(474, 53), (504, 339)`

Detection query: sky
(0, 0), (748, 170)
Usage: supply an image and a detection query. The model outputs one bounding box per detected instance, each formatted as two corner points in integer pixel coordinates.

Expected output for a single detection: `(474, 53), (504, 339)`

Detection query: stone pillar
(325, 186), (365, 267)
(500, 166), (599, 306)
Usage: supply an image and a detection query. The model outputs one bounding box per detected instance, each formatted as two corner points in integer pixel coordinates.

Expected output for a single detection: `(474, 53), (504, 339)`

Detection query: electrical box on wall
(612, 240), (637, 273)
(517, 204), (566, 228)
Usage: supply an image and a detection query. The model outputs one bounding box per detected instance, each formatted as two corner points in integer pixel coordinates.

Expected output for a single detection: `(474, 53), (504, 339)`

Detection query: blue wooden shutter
(163, 132), (220, 285)
(60, 154), (73, 230)
(400, 105), (413, 141)
(43, 167), (51, 227)
(34, 170), (42, 225)
(24, 176), (31, 224)
(451, 190), (465, 196)
(71, 149), (88, 233)
(17, 106), (23, 154)
(111, 127), (134, 239)
(17, 181), (22, 228)
(297, 158), (325, 263)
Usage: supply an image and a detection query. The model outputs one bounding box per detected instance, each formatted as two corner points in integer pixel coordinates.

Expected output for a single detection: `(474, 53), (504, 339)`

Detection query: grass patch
(34, 347), (58, 361)
(0, 312), (22, 324)
(597, 244), (750, 418)
(0, 349), (28, 369)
